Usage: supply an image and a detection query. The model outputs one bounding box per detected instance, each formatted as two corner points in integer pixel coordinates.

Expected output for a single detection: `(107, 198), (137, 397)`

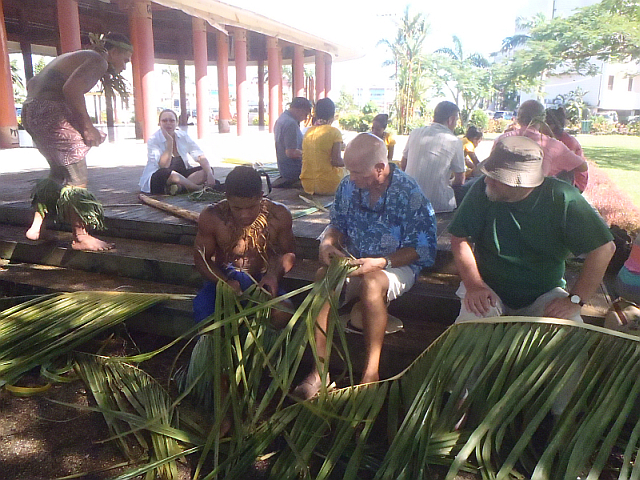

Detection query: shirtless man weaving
(192, 166), (296, 327)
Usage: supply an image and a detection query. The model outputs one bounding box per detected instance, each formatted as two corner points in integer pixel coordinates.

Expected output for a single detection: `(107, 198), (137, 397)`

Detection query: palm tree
(435, 36), (492, 126)
(378, 6), (430, 134)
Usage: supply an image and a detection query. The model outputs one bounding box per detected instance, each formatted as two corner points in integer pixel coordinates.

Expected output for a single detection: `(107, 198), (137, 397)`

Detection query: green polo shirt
(448, 177), (613, 309)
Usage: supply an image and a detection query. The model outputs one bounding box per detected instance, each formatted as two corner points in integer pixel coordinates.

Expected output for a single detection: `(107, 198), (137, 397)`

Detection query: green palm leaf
(220, 318), (640, 480)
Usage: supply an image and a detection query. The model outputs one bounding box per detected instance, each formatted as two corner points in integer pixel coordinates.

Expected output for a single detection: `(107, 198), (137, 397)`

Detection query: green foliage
(499, 0), (640, 85)
(10, 60), (25, 103)
(591, 116), (617, 134)
(336, 88), (358, 114)
(554, 87), (590, 127)
(431, 36), (494, 126)
(338, 102), (380, 132)
(469, 109), (489, 130)
(378, 6), (431, 134)
(486, 118), (510, 134)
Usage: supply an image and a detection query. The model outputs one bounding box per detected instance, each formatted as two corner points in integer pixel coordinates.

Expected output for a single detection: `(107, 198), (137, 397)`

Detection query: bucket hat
(479, 136), (544, 188)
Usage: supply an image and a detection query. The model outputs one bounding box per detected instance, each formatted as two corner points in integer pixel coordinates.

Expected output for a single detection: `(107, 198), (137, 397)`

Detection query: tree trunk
(104, 86), (115, 143)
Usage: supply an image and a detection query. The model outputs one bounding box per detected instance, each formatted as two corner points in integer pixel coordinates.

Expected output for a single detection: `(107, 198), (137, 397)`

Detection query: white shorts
(341, 265), (416, 306)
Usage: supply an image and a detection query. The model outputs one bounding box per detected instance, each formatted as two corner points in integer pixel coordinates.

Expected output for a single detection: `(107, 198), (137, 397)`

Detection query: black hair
(373, 113), (389, 128)
(546, 107), (567, 133)
(225, 166), (262, 198)
(465, 125), (483, 140)
(290, 97), (312, 110)
(315, 98), (335, 120)
(103, 32), (133, 52)
(433, 101), (459, 124)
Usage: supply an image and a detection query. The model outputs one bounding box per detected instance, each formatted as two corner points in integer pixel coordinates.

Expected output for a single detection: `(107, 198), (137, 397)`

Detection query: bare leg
(25, 211), (45, 241)
(167, 171), (204, 192)
(359, 271), (390, 384)
(70, 211), (114, 251)
(293, 268), (331, 399)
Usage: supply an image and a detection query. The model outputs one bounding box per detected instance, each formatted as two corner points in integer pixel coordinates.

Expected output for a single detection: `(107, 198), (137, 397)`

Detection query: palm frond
(221, 318), (640, 480)
(0, 291), (178, 385)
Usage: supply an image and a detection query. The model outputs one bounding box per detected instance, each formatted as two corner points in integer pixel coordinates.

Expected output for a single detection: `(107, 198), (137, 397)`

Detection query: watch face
(570, 295), (581, 304)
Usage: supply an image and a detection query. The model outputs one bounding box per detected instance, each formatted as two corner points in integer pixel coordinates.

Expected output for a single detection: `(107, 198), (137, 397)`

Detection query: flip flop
(339, 314), (404, 335)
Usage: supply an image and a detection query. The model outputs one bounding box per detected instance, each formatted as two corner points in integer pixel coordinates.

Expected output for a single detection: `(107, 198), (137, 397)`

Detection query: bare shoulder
(265, 200), (293, 223)
(198, 202), (227, 228)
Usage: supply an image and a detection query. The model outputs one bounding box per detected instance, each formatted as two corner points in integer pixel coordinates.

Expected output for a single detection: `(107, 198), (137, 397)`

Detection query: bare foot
(25, 225), (41, 241)
(292, 371), (330, 400)
(71, 234), (115, 251)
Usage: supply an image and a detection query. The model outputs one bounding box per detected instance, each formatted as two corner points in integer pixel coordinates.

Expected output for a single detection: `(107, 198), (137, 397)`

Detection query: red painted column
(129, 16), (144, 140)
(325, 53), (332, 98)
(315, 51), (325, 100)
(216, 30), (231, 134)
(267, 37), (280, 133)
(178, 58), (187, 126)
(257, 60), (265, 130)
(192, 18), (209, 139)
(57, 0), (81, 53)
(130, 0), (156, 141)
(292, 45), (304, 98)
(232, 27), (247, 136)
(277, 45), (283, 115)
(0, 0), (18, 148)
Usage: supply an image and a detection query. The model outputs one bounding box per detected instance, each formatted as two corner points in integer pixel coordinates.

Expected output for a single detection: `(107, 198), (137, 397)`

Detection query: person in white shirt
(400, 101), (465, 213)
(139, 109), (216, 194)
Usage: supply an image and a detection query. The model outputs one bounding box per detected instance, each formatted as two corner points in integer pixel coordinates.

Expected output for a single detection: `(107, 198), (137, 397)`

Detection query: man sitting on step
(293, 133), (437, 399)
(449, 136), (615, 324)
(192, 166), (296, 328)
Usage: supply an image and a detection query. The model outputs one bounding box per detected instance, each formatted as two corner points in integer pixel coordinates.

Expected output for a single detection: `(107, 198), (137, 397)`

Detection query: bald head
(344, 133), (388, 170)
(517, 100), (545, 127)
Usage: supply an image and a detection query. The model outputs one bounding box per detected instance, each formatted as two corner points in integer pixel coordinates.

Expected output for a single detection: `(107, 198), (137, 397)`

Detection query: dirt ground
(0, 330), (194, 480)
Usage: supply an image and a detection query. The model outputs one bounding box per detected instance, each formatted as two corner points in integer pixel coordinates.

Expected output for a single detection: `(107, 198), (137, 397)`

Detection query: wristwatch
(569, 294), (584, 306)
(383, 256), (393, 270)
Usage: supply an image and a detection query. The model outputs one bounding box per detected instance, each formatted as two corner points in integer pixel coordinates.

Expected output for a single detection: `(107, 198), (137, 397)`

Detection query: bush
(486, 118), (510, 133)
(590, 116), (616, 135)
(469, 110), (489, 130)
(405, 116), (429, 133)
(252, 114), (268, 126)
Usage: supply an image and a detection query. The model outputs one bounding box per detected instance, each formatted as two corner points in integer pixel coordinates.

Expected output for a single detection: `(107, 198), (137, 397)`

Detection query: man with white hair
(294, 133), (437, 399)
(449, 136), (614, 323)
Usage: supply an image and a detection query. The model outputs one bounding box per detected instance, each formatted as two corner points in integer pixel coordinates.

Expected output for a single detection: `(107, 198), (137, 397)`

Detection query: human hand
(319, 243), (346, 265)
(348, 257), (386, 276)
(227, 279), (243, 296)
(543, 296), (582, 320)
(463, 284), (500, 317)
(82, 125), (106, 147)
(258, 274), (279, 297)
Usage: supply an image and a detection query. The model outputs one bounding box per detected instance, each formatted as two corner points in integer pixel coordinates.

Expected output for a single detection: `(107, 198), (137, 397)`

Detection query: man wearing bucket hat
(448, 136), (615, 322)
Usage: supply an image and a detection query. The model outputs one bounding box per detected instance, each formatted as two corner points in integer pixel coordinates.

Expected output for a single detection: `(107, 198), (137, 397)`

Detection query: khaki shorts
(341, 265), (416, 306)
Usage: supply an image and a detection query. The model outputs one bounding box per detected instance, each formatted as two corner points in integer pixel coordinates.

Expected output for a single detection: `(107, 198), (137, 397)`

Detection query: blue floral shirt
(330, 164), (437, 276)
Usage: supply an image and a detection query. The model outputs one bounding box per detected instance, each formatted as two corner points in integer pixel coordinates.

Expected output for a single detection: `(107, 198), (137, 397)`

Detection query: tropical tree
(88, 33), (130, 135)
(378, 6), (431, 134)
(555, 87), (590, 126)
(432, 36), (493, 126)
(10, 60), (25, 103)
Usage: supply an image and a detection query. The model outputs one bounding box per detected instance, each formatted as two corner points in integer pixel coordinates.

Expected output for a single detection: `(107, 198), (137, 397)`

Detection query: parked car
(493, 111), (514, 121)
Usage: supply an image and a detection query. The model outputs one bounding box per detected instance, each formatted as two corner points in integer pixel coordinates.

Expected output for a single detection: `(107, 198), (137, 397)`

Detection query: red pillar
(325, 53), (332, 99)
(130, 0), (156, 141)
(232, 27), (247, 136)
(216, 30), (231, 134)
(257, 60), (265, 130)
(193, 18), (209, 138)
(0, 0), (18, 148)
(178, 58), (187, 126)
(315, 51), (325, 100)
(277, 44), (283, 115)
(129, 17), (144, 140)
(292, 45), (305, 98)
(57, 0), (81, 53)
(267, 37), (280, 133)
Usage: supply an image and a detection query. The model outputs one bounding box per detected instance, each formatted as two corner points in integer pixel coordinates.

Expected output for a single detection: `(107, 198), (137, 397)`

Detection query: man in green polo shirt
(448, 136), (615, 323)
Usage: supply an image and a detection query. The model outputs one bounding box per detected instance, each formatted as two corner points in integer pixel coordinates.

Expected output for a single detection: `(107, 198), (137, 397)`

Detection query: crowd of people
(21, 53), (622, 403)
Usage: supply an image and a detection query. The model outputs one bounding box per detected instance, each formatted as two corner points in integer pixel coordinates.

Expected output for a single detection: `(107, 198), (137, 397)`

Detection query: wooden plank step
(0, 260), (197, 338)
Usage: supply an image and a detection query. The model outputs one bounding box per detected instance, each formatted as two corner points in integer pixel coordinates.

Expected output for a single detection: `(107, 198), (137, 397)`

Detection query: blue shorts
(193, 267), (286, 323)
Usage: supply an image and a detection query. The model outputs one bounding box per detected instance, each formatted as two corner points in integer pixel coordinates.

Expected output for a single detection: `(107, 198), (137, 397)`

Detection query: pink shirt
(497, 127), (587, 189)
(557, 131), (588, 192)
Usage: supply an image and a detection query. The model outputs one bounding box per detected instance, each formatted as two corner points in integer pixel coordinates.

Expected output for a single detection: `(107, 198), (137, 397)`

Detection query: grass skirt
(31, 179), (105, 230)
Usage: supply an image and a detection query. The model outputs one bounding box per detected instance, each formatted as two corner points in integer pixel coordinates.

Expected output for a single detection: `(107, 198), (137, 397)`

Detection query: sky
(227, 0), (567, 93)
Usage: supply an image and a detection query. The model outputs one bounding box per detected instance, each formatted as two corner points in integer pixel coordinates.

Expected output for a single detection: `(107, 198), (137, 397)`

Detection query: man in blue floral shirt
(294, 133), (437, 399)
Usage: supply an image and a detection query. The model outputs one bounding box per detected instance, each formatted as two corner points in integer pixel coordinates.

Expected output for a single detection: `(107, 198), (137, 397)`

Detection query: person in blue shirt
(293, 133), (437, 399)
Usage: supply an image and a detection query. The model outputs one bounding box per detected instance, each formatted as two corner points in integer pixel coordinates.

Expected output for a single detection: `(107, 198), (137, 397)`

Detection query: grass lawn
(577, 134), (640, 209)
